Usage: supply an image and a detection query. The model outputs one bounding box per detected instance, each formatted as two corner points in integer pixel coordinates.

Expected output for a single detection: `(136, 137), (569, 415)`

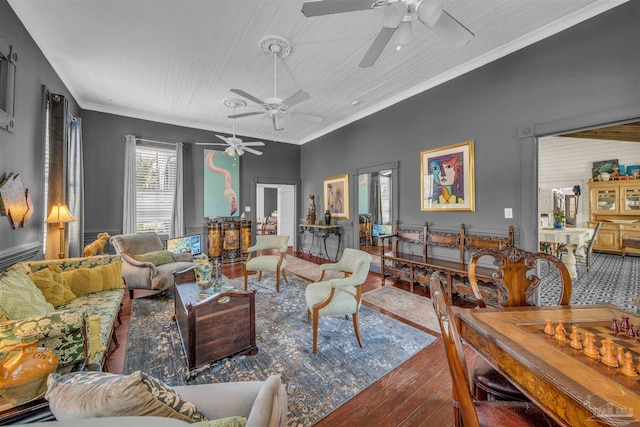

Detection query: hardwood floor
(105, 250), (474, 426)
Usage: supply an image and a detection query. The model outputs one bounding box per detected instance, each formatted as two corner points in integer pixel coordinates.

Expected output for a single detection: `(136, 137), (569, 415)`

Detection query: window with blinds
(136, 145), (176, 236)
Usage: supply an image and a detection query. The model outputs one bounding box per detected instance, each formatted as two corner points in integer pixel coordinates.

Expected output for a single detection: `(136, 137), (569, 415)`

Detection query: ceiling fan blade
(242, 146), (263, 156)
(359, 25), (397, 68)
(294, 112), (324, 124)
(302, 0), (377, 17)
(228, 112), (264, 119)
(282, 91), (311, 108)
(230, 89), (266, 106)
(215, 134), (231, 144)
(195, 142), (227, 146)
(417, 1), (473, 48)
(272, 116), (283, 132)
(242, 141), (265, 147)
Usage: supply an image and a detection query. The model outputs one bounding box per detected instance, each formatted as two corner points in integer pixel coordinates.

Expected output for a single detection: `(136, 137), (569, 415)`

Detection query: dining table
(457, 303), (640, 427)
(539, 227), (595, 278)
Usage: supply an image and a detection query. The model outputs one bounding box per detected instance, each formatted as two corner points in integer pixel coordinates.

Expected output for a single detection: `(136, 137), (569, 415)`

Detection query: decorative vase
(553, 221), (564, 229)
(194, 254), (213, 285)
(324, 210), (332, 225)
(0, 336), (59, 406)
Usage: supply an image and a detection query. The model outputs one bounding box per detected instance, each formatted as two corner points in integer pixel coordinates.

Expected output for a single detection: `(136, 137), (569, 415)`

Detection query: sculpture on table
(83, 232), (111, 257)
(306, 195), (316, 225)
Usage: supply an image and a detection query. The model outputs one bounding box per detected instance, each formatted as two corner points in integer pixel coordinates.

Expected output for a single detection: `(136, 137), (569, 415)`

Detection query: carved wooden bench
(622, 237), (640, 256)
(378, 221), (515, 303)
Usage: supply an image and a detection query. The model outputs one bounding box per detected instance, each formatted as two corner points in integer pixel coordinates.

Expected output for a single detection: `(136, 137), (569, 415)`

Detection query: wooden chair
(467, 246), (571, 402)
(243, 235), (289, 292)
(429, 272), (559, 427)
(305, 248), (372, 354)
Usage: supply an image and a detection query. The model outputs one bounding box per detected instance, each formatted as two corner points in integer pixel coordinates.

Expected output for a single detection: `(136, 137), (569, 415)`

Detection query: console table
(298, 224), (341, 261)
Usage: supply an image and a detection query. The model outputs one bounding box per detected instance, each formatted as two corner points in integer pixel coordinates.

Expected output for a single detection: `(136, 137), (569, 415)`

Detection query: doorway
(254, 180), (298, 249)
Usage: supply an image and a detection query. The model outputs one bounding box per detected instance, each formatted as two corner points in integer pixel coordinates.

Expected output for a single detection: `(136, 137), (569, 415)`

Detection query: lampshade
(225, 146), (236, 157)
(45, 204), (76, 224)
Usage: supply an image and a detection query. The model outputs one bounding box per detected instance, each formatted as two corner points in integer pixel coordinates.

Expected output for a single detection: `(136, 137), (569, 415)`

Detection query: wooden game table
(457, 303), (640, 427)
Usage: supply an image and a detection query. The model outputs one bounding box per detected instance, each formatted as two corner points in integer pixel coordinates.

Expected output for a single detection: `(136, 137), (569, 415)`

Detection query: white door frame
(251, 177), (300, 249)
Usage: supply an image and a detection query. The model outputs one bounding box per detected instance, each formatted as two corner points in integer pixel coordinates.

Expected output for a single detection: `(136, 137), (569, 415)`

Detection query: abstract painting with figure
(323, 174), (349, 219)
(421, 141), (475, 212)
(204, 149), (240, 217)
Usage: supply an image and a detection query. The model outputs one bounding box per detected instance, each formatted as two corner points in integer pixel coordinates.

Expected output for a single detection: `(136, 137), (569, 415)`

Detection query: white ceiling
(8, 0), (627, 145)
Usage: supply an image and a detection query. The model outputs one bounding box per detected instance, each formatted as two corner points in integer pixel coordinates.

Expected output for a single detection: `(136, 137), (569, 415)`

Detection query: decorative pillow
(0, 270), (54, 320)
(28, 265), (76, 307)
(45, 371), (206, 422)
(133, 250), (175, 266)
(194, 417), (247, 427)
(61, 262), (124, 295)
(87, 315), (105, 357)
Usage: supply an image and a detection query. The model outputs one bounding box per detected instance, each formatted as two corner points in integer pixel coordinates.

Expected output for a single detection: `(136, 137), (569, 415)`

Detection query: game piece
(636, 327), (640, 339)
(601, 338), (618, 367)
(620, 352), (637, 377)
(570, 328), (582, 350)
(554, 320), (566, 341)
(599, 340), (607, 356)
(628, 324), (635, 338)
(544, 319), (554, 335)
(584, 332), (600, 359)
(611, 318), (620, 333)
(617, 346), (625, 364)
(621, 316), (630, 333)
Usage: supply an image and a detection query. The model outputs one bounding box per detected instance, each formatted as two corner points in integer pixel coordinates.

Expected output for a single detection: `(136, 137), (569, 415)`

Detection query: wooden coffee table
(173, 270), (258, 370)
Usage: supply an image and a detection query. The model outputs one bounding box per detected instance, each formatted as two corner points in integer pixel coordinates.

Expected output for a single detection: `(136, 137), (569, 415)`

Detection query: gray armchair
(110, 232), (196, 298)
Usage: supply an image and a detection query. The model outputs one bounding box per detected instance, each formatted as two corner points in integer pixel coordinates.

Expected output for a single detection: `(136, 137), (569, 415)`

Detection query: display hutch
(588, 179), (640, 254)
(207, 218), (252, 263)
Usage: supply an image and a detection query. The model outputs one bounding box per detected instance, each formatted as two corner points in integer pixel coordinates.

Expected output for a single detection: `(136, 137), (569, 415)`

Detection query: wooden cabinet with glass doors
(588, 179), (640, 254)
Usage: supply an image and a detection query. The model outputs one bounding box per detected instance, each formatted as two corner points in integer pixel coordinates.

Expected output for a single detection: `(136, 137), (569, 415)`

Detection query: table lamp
(45, 203), (76, 259)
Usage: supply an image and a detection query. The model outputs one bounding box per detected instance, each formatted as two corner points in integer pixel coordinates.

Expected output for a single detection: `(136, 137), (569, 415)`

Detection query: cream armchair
(305, 248), (372, 354)
(110, 232), (196, 298)
(244, 235), (290, 292)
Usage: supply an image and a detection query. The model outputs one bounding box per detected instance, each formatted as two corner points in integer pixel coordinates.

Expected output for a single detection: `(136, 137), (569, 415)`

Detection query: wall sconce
(45, 203), (76, 259)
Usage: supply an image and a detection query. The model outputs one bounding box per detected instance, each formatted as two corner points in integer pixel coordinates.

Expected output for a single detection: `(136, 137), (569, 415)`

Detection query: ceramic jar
(194, 254), (213, 285)
(0, 336), (59, 406)
(324, 210), (332, 226)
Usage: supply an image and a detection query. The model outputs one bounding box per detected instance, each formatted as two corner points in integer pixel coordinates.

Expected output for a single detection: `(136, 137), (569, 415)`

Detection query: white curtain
(67, 117), (84, 257)
(171, 141), (184, 238)
(122, 134), (137, 234)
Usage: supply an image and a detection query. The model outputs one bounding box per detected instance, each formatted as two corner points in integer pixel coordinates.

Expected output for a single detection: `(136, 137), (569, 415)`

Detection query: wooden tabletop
(457, 304), (640, 426)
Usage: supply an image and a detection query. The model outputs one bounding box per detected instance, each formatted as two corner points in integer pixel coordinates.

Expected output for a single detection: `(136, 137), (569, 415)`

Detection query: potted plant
(553, 208), (566, 229)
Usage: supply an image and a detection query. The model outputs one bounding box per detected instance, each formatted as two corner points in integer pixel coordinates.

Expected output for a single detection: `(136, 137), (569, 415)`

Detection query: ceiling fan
(301, 0), (474, 68)
(229, 35), (323, 132)
(195, 99), (264, 156)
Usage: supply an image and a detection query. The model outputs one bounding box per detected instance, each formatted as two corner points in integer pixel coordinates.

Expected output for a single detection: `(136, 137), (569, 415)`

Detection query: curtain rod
(135, 137), (181, 146)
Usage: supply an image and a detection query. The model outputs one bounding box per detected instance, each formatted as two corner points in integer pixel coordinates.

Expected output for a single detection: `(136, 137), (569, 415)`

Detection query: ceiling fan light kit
(301, 0), (474, 67)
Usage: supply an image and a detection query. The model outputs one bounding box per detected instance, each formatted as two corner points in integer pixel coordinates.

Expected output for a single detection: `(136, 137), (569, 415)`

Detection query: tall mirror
(355, 162), (398, 259)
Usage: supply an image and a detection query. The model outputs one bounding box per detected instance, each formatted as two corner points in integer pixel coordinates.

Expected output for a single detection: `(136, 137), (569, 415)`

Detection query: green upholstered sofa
(2, 255), (124, 371)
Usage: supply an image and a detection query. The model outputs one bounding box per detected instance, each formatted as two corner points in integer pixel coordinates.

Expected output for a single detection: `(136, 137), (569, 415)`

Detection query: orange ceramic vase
(0, 337), (59, 406)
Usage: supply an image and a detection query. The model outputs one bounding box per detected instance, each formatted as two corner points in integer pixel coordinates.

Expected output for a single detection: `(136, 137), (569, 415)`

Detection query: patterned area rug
(123, 275), (435, 427)
(283, 254), (342, 282)
(362, 286), (440, 333)
(539, 252), (640, 310)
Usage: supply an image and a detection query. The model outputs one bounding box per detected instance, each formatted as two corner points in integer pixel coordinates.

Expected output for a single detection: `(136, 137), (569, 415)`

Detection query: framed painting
(203, 149), (239, 217)
(324, 174), (349, 219)
(420, 140), (475, 212)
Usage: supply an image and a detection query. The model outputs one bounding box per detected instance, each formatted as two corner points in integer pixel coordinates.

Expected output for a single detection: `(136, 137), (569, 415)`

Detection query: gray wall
(263, 188), (278, 218)
(300, 2), (640, 251)
(0, 0), (80, 260)
(81, 111), (300, 237)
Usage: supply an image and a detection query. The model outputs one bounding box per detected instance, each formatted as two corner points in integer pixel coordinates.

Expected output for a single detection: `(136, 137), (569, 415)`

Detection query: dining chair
(243, 235), (289, 292)
(467, 246), (571, 402)
(305, 248), (372, 355)
(557, 222), (601, 271)
(429, 272), (559, 427)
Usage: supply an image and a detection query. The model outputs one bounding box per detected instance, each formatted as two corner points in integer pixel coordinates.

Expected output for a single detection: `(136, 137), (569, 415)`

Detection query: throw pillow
(133, 250), (175, 266)
(61, 262), (124, 295)
(87, 315), (106, 357)
(194, 417), (247, 427)
(46, 371), (206, 422)
(28, 265), (76, 307)
(0, 270), (54, 320)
